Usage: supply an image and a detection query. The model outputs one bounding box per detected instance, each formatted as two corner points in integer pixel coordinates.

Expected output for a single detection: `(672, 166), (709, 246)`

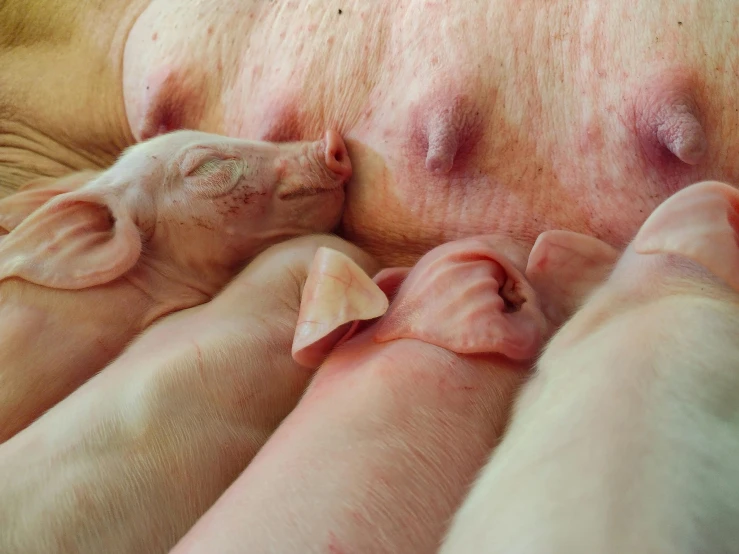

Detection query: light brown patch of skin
(0, 0), (147, 194)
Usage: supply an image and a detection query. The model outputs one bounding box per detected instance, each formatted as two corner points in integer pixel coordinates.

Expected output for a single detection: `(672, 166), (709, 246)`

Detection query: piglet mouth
(278, 186), (343, 200)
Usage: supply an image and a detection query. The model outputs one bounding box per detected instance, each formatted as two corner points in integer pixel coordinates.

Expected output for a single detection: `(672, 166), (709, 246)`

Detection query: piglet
(440, 181), (739, 554)
(0, 234), (378, 554)
(172, 235), (550, 554)
(0, 129), (351, 441)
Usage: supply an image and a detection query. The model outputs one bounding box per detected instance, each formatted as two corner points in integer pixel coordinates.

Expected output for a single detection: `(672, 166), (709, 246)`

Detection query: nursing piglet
(440, 181), (739, 554)
(172, 235), (550, 554)
(0, 234), (379, 554)
(0, 129), (351, 441)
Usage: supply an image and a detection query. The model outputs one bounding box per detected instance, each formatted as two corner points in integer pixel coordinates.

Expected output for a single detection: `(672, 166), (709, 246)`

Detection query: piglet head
(630, 180), (739, 292)
(136, 129), (351, 291)
(538, 182), (739, 351)
(0, 130), (350, 292)
(374, 236), (548, 361)
(290, 236), (547, 366)
(523, 181), (739, 328)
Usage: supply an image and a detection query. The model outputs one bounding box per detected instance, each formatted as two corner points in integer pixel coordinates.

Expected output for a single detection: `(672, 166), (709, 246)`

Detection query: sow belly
(122, 1), (739, 264)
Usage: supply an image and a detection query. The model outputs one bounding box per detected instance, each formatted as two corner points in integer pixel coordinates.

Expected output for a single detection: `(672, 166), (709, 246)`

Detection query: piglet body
(0, 129), (351, 441)
(0, 235), (376, 554)
(440, 181), (739, 554)
(173, 235), (549, 554)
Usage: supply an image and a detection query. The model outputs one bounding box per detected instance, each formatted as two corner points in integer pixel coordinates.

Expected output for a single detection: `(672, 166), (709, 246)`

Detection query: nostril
(324, 130), (352, 179)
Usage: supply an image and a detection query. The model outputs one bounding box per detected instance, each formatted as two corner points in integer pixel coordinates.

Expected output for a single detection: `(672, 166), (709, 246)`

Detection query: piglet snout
(324, 130), (352, 182)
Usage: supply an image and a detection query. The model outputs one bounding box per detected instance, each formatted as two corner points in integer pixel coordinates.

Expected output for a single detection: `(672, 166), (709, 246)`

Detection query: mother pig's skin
(3, 1), (739, 264)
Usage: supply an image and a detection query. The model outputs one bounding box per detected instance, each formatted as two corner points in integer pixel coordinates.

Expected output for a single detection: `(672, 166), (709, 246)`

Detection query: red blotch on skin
(137, 66), (207, 141)
(258, 102), (305, 143)
(327, 532), (346, 554)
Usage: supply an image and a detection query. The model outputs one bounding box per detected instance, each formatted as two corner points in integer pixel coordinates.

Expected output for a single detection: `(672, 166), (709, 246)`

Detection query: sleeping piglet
(440, 180), (739, 554)
(0, 234), (378, 554)
(172, 235), (551, 554)
(0, 129), (352, 441)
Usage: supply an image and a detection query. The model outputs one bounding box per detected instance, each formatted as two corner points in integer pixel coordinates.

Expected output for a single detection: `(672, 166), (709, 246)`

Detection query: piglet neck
(122, 258), (214, 327)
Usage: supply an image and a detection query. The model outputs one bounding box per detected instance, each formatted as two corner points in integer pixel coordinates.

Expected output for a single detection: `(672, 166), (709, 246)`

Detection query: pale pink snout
(324, 130), (352, 182)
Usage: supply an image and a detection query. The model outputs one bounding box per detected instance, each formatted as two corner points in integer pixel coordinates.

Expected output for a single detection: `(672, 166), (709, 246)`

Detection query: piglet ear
(0, 189), (66, 235)
(0, 171), (101, 235)
(374, 239), (547, 361)
(634, 181), (739, 292)
(526, 230), (620, 326)
(0, 190), (142, 289)
(291, 247), (390, 368)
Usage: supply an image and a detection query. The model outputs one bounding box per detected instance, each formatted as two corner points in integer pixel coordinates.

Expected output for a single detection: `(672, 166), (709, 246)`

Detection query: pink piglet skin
(441, 181), (739, 554)
(172, 234), (551, 554)
(0, 129), (350, 442)
(0, 234), (377, 554)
